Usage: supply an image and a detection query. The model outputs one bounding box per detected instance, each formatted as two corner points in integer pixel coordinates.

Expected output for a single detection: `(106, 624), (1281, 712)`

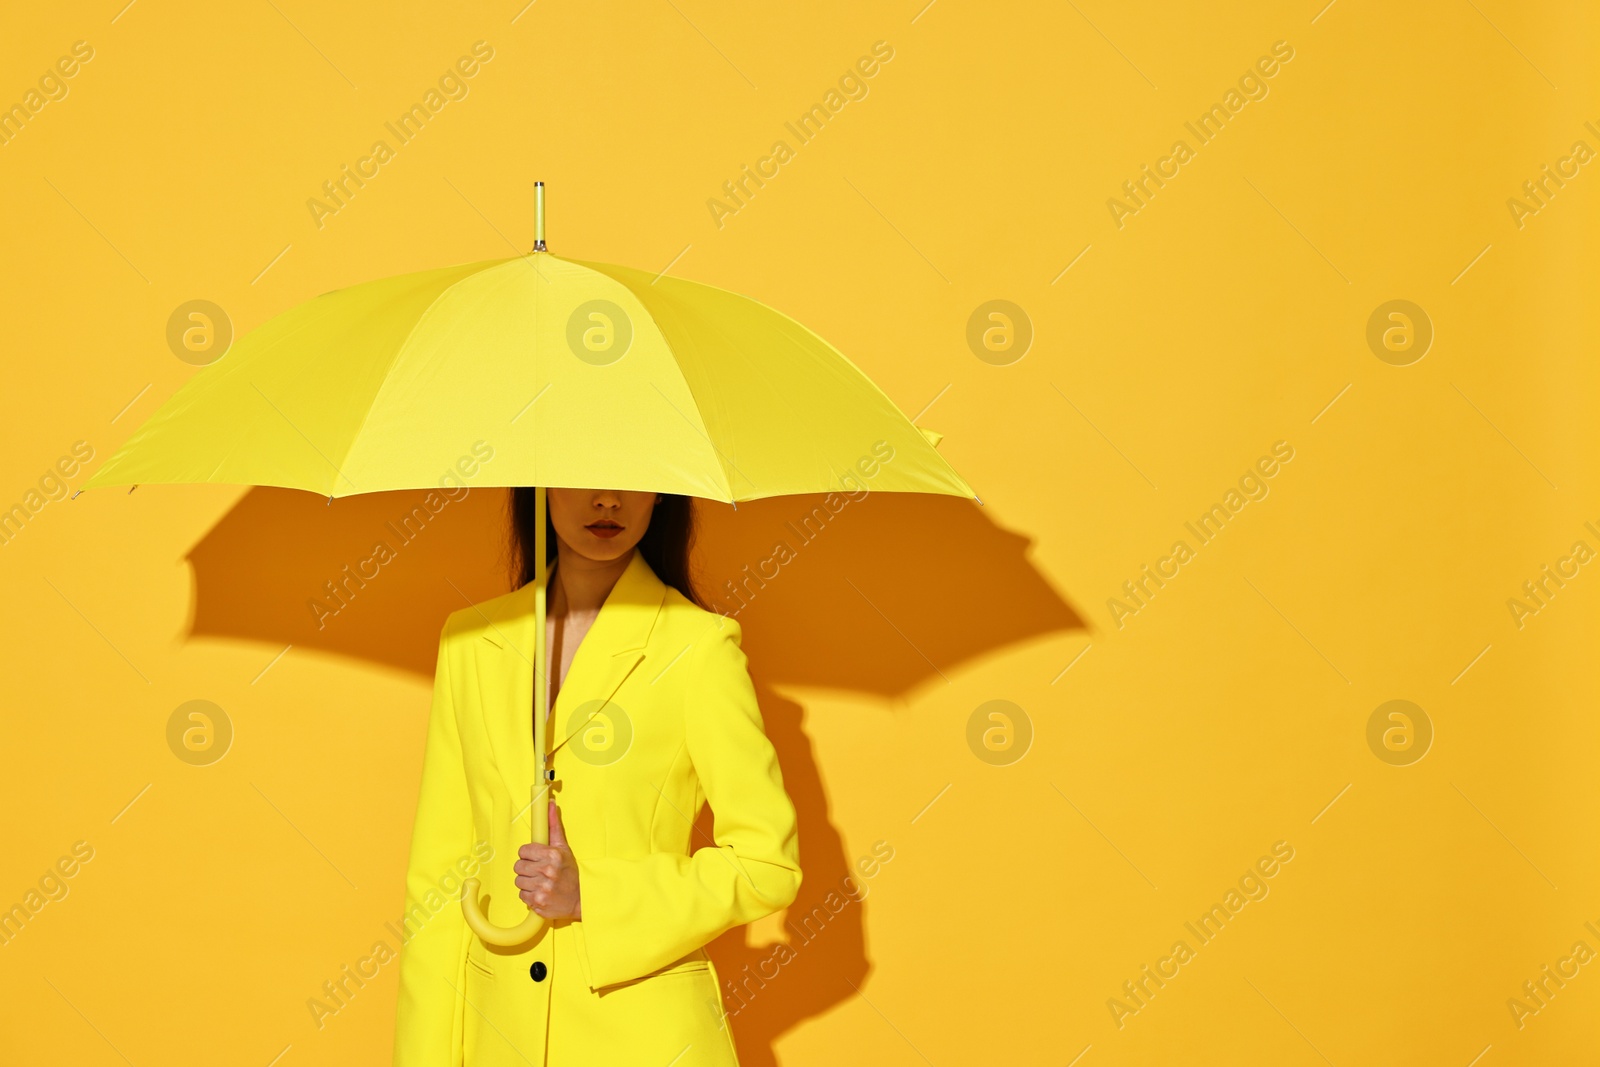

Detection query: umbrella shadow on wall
(685, 491), (1085, 1063)
(185, 485), (1085, 1058)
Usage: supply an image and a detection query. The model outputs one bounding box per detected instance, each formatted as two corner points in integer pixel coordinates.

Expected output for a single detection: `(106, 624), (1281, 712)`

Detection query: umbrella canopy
(81, 185), (978, 947)
(82, 252), (973, 504)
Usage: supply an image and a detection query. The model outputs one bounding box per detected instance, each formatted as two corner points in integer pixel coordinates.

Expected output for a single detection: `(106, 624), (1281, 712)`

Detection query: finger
(548, 802), (569, 848)
(523, 840), (562, 864)
(519, 860), (562, 881)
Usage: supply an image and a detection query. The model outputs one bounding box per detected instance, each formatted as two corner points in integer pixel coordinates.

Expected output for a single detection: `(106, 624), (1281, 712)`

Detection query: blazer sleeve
(572, 616), (802, 989)
(392, 623), (472, 1067)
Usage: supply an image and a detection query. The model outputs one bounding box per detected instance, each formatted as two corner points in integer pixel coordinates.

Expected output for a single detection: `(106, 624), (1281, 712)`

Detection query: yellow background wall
(2, 1), (1596, 1064)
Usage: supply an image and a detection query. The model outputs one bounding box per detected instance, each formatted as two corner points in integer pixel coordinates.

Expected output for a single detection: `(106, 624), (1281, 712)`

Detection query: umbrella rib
(636, 275), (774, 495)
(646, 380), (742, 502)
(653, 274), (948, 498)
(675, 296), (864, 499)
(330, 257), (518, 492)
(763, 300), (975, 497)
(550, 254), (973, 500)
(570, 257), (746, 501)
(249, 382), (361, 495)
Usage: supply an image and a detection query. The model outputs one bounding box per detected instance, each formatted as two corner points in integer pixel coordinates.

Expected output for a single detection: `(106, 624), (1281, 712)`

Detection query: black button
(546, 769), (556, 781)
(530, 961), (548, 982)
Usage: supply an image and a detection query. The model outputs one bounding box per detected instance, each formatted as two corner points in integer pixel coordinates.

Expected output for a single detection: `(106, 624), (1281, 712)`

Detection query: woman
(393, 487), (802, 1066)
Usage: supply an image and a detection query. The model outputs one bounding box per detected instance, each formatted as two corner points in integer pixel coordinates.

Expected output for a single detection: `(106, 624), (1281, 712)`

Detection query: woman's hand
(515, 802), (582, 921)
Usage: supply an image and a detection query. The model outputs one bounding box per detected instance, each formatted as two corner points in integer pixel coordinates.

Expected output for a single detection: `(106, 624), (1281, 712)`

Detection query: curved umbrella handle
(460, 876), (546, 946)
(460, 782), (549, 947)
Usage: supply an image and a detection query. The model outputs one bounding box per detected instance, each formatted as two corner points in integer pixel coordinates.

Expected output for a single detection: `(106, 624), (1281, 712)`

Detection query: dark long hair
(507, 488), (703, 607)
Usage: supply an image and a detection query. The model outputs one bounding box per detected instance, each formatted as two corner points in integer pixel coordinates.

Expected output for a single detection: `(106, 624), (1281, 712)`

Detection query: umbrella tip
(973, 494), (983, 506)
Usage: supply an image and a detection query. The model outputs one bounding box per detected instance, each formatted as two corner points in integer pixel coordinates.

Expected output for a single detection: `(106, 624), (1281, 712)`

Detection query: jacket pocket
(648, 955), (711, 978)
(606, 953), (713, 989)
(465, 949), (496, 978)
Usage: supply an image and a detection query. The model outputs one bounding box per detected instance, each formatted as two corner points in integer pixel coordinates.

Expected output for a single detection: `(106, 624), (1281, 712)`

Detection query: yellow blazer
(393, 550), (801, 1066)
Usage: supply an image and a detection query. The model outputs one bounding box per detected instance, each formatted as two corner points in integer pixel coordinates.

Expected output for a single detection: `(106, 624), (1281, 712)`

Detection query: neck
(550, 545), (633, 616)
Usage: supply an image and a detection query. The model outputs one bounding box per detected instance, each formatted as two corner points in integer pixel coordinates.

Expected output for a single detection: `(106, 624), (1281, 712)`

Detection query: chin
(571, 537), (641, 563)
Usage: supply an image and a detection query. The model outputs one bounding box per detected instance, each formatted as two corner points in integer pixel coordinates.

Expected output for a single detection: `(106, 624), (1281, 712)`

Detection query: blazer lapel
(470, 578), (540, 797)
(549, 550), (664, 757)
(472, 551), (667, 795)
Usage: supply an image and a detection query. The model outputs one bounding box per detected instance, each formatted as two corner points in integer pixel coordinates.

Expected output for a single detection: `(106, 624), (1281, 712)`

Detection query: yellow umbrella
(82, 182), (977, 945)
